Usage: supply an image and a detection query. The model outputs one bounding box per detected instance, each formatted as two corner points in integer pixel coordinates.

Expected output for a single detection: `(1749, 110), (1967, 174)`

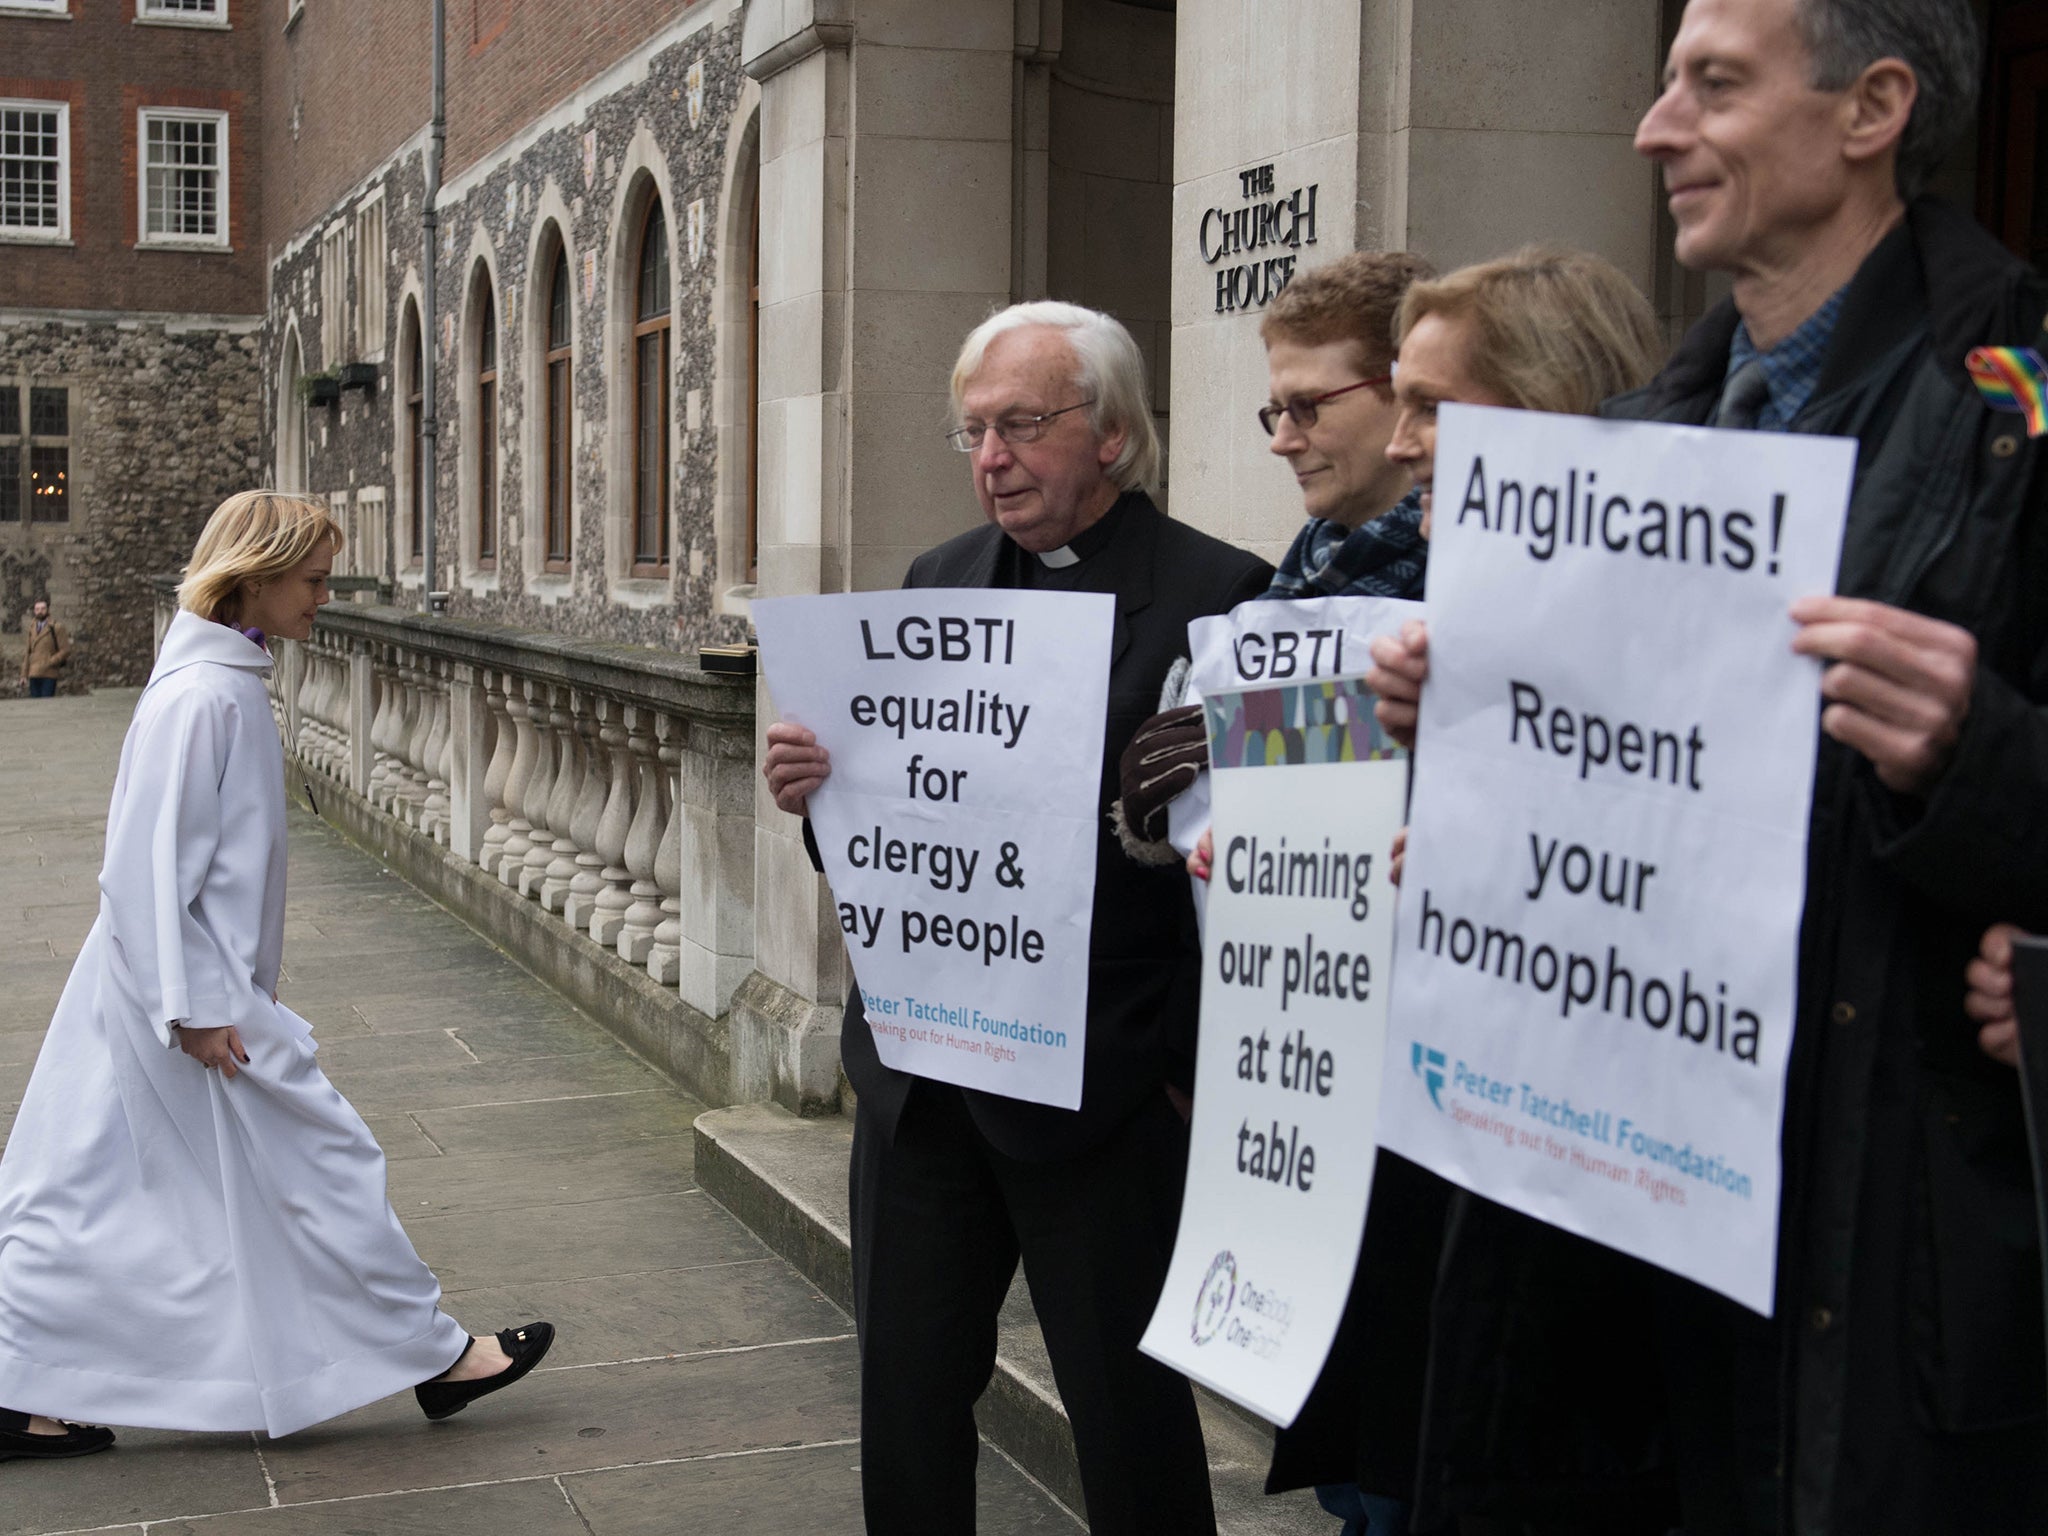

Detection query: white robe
(0, 611), (468, 1437)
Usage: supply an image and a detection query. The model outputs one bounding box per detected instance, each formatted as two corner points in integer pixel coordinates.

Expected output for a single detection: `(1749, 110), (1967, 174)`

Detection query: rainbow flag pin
(1965, 346), (2048, 439)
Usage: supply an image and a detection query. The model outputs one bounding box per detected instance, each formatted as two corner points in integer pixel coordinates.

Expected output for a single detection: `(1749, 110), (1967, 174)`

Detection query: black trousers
(849, 1080), (1214, 1534)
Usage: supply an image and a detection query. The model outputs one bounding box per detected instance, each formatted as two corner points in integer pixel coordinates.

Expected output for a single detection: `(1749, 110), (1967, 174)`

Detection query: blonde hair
(177, 490), (341, 624)
(949, 301), (1162, 494)
(1396, 246), (1663, 415)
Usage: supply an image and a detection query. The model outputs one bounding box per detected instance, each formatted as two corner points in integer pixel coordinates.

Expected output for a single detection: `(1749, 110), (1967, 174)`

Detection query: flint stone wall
(0, 316), (261, 689)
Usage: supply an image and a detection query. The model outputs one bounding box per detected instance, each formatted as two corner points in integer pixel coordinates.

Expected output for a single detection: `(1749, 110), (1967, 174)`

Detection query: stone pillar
(1170, 0), (1665, 562)
(740, 0), (1019, 1113)
(448, 662), (491, 863)
(349, 640), (375, 797)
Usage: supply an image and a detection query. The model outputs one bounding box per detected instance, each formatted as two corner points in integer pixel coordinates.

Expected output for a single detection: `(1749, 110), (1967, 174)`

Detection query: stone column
(349, 640), (375, 797)
(1170, 0), (1664, 561)
(448, 662), (493, 863)
(740, 0), (1018, 1114)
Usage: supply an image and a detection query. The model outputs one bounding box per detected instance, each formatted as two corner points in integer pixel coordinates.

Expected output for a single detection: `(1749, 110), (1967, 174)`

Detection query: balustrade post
(449, 663), (492, 863)
(616, 706), (665, 965)
(647, 713), (683, 987)
(422, 661), (453, 843)
(349, 639), (374, 796)
(589, 696), (636, 947)
(540, 686), (588, 913)
(497, 682), (538, 884)
(563, 694), (610, 930)
(478, 671), (516, 874)
(517, 683), (561, 900)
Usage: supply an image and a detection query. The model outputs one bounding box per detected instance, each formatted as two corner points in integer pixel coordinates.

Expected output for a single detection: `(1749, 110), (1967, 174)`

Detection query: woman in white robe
(0, 492), (552, 1459)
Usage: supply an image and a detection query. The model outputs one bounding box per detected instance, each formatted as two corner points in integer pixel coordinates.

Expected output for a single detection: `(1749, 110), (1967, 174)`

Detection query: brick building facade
(0, 0), (263, 687)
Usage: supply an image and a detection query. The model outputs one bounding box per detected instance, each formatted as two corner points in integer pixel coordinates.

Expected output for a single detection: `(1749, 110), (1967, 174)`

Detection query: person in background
(1370, 0), (2048, 1528)
(19, 599), (68, 698)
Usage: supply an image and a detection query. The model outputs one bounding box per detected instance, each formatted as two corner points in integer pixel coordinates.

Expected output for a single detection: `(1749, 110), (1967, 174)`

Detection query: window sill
(136, 14), (230, 29)
(717, 582), (755, 620)
(137, 239), (233, 254)
(609, 576), (671, 611)
(0, 6), (72, 20)
(0, 232), (73, 247)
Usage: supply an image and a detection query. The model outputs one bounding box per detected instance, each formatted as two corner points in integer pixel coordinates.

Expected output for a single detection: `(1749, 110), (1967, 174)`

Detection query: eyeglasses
(1257, 375), (1392, 436)
(946, 399), (1095, 452)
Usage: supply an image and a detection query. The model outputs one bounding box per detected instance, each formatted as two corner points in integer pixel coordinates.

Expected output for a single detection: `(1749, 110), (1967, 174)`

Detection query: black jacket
(833, 492), (1272, 1162)
(1417, 201), (2048, 1536)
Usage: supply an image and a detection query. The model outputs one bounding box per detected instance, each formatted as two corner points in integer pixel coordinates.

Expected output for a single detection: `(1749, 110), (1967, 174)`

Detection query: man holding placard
(1369, 0), (2048, 1530)
(761, 302), (1268, 1534)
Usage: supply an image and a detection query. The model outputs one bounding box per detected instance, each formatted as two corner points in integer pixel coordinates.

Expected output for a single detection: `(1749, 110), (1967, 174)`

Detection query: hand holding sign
(1789, 595), (1979, 795)
(764, 722), (832, 816)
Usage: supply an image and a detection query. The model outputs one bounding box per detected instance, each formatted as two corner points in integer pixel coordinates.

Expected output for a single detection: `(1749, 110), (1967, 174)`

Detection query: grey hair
(1794, 0), (1980, 198)
(949, 301), (1162, 495)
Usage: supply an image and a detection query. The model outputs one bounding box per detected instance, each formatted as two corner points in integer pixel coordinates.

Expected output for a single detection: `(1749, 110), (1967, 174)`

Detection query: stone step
(694, 1102), (1330, 1532)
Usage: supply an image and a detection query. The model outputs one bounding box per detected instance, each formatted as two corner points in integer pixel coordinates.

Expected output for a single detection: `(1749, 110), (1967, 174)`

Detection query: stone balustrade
(150, 581), (780, 1110)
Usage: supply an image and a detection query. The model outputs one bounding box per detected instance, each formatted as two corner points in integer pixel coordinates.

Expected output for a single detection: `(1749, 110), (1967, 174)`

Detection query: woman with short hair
(0, 491), (550, 1462)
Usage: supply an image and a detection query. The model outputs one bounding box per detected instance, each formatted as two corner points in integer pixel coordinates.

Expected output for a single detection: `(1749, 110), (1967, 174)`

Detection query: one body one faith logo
(1412, 1043), (1447, 1111)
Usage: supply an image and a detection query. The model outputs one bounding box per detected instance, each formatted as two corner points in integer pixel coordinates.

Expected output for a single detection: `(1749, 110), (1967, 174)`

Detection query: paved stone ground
(0, 690), (1083, 1535)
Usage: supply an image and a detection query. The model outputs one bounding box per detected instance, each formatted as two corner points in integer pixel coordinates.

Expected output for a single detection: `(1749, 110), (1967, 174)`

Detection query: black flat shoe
(415, 1322), (555, 1422)
(0, 1408), (116, 1461)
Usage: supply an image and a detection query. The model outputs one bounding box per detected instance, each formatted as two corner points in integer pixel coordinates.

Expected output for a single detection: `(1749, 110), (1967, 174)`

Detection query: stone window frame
(136, 106), (229, 251)
(275, 318), (308, 493)
(354, 484), (388, 582)
(454, 236), (504, 596)
(328, 489), (352, 574)
(0, 98), (70, 245)
(521, 192), (578, 601)
(710, 89), (761, 617)
(354, 190), (388, 364)
(318, 219), (348, 366)
(0, 376), (72, 525)
(394, 285), (425, 585)
(630, 198), (672, 577)
(0, 0), (68, 17)
(601, 129), (679, 610)
(136, 0), (229, 30)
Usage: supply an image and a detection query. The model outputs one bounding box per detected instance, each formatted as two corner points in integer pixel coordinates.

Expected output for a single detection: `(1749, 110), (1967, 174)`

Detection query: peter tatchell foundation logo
(1412, 1042), (1447, 1110)
(1191, 1250), (1237, 1345)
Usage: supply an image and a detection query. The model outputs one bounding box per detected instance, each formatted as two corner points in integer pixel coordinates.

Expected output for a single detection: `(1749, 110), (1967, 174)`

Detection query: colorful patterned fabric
(1202, 676), (1402, 769)
(1965, 346), (2048, 438)
(1721, 284), (1848, 433)
(1266, 488), (1427, 600)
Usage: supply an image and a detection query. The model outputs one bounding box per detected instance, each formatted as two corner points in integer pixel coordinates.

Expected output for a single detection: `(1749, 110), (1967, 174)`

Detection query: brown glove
(1116, 703), (1208, 847)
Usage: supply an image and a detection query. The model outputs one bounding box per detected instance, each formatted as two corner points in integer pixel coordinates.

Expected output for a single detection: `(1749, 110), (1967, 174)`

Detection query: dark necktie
(1712, 356), (1772, 430)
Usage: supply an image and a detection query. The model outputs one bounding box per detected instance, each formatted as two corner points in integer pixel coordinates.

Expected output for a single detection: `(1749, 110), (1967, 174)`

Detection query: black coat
(1416, 202), (2048, 1536)
(835, 492), (1272, 1162)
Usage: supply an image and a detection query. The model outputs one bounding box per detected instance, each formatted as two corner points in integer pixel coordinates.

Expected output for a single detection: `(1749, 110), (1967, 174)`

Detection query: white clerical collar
(1036, 544), (1080, 569)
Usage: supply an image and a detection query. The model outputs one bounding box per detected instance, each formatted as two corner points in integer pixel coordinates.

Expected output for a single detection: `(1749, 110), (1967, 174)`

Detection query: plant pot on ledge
(338, 362), (379, 396)
(299, 372), (342, 408)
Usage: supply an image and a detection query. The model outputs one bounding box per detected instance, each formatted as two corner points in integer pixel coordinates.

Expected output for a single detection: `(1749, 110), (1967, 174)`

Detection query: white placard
(1379, 404), (1855, 1314)
(1169, 595), (1426, 859)
(1142, 677), (1406, 1424)
(752, 589), (1114, 1109)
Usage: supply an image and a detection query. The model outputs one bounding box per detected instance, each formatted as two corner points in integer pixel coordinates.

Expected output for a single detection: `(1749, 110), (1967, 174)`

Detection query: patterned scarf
(1265, 488), (1427, 600)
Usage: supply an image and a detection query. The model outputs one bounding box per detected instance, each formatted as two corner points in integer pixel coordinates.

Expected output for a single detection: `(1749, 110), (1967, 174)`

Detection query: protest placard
(1167, 595), (1425, 861)
(1141, 676), (1406, 1424)
(751, 589), (1114, 1109)
(1379, 403), (1854, 1314)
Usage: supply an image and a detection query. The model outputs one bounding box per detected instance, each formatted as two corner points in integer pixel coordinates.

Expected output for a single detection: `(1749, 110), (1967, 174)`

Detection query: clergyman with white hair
(763, 301), (1270, 1533)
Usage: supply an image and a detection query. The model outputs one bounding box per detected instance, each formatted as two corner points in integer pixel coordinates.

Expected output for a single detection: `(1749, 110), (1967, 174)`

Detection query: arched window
(403, 302), (423, 567)
(475, 277), (498, 569)
(544, 244), (572, 572)
(277, 326), (307, 493)
(632, 198), (670, 574)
